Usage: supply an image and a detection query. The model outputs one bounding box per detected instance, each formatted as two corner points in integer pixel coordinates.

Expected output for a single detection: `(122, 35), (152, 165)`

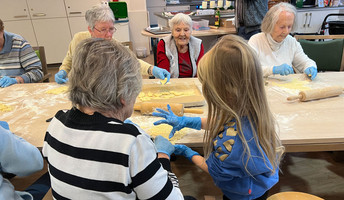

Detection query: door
(3, 20), (38, 46)
(0, 0), (30, 21)
(32, 18), (71, 63)
(64, 0), (101, 18)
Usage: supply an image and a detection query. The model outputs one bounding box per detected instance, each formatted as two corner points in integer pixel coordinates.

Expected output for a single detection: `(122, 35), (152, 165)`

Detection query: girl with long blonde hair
(153, 35), (284, 200)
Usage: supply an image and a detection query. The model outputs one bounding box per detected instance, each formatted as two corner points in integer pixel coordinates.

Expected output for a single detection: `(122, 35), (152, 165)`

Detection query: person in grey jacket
(0, 121), (45, 200)
(236, 0), (268, 40)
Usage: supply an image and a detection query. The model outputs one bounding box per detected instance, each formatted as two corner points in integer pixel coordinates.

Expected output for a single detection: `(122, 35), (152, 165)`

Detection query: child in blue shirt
(153, 35), (285, 200)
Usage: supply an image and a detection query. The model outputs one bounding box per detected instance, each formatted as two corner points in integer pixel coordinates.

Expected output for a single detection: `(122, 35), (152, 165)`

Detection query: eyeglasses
(93, 26), (117, 34)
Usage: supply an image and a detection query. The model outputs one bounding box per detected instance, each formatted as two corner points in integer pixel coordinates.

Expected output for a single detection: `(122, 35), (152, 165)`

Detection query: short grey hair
(261, 2), (297, 34)
(85, 4), (115, 29)
(169, 13), (193, 30)
(68, 38), (142, 113)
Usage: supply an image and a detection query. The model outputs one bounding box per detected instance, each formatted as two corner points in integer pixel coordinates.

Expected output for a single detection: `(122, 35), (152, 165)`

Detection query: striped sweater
(0, 31), (43, 83)
(42, 108), (184, 200)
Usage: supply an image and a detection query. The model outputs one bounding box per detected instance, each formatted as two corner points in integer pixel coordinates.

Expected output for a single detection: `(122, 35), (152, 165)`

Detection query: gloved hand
(174, 144), (200, 161)
(152, 66), (171, 83)
(273, 64), (294, 76)
(154, 135), (175, 158)
(0, 76), (17, 87)
(55, 70), (68, 84)
(153, 104), (202, 139)
(304, 66), (317, 81)
(0, 121), (10, 130)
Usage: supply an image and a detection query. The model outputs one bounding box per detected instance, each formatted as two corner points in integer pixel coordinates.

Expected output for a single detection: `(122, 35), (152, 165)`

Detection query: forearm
(201, 118), (207, 130)
(139, 59), (153, 76)
(191, 155), (208, 173)
(60, 55), (72, 73)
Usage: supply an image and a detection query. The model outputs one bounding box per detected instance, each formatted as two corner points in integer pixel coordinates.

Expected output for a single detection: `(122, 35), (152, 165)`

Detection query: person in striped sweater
(42, 38), (185, 200)
(0, 19), (43, 87)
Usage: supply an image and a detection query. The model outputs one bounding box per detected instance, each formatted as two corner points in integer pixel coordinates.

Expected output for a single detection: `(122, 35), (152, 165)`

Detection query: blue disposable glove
(153, 104), (202, 139)
(304, 66), (317, 81)
(174, 144), (200, 161)
(154, 135), (175, 158)
(152, 66), (171, 83)
(0, 76), (17, 87)
(0, 121), (10, 130)
(55, 70), (68, 84)
(272, 64), (294, 76)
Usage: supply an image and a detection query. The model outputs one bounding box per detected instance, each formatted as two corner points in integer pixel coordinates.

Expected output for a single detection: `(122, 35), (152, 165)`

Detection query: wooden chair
(33, 46), (51, 83)
(294, 34), (344, 72)
(268, 191), (324, 200)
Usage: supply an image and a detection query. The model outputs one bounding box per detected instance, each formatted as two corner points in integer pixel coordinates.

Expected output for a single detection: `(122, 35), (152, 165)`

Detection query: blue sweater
(0, 123), (44, 200)
(206, 117), (279, 200)
(0, 31), (43, 83)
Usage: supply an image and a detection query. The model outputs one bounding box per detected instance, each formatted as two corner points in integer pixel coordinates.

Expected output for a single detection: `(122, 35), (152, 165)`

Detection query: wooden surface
(137, 79), (205, 107)
(141, 27), (236, 39)
(1, 72), (344, 151)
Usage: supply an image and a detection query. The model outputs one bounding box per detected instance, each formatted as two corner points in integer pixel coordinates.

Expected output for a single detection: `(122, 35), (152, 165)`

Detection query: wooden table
(1, 72), (344, 152)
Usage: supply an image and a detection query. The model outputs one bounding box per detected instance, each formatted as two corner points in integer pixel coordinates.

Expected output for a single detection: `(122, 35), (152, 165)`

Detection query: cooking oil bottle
(214, 8), (220, 27)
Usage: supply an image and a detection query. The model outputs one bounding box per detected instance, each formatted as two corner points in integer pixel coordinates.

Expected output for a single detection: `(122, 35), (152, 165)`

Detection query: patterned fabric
(42, 108), (184, 200)
(206, 117), (279, 200)
(0, 31), (43, 83)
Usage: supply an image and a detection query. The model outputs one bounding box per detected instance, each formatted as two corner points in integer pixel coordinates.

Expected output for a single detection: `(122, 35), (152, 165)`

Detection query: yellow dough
(45, 86), (68, 94)
(270, 78), (311, 91)
(160, 78), (168, 85)
(0, 103), (12, 112)
(147, 124), (188, 144)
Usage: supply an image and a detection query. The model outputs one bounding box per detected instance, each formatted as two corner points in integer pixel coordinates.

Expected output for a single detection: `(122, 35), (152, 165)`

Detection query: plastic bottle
(215, 8), (220, 27)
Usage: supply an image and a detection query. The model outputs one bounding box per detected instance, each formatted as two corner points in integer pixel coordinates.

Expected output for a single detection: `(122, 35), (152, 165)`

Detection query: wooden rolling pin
(287, 86), (343, 102)
(134, 102), (203, 116)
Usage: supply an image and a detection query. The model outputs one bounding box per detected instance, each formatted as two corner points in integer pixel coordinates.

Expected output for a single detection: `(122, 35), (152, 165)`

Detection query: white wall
(122, 0), (150, 56)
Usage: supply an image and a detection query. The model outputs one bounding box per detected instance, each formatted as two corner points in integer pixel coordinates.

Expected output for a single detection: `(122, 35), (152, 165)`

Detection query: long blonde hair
(198, 35), (284, 173)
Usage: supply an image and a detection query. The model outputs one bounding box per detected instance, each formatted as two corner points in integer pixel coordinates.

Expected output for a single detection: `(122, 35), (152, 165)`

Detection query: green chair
(33, 46), (51, 82)
(294, 34), (344, 72)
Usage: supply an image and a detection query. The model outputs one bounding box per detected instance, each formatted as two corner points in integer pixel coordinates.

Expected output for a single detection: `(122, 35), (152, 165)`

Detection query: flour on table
(45, 86), (68, 94)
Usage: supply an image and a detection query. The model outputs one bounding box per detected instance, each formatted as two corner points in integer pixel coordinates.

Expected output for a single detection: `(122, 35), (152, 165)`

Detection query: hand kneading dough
(147, 124), (188, 144)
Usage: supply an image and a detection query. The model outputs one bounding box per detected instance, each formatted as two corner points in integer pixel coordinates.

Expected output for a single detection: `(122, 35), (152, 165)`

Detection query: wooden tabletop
(1, 72), (344, 152)
(141, 27), (236, 39)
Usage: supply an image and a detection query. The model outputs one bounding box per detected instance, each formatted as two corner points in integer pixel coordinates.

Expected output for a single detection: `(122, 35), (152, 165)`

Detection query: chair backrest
(294, 34), (344, 72)
(33, 46), (51, 83)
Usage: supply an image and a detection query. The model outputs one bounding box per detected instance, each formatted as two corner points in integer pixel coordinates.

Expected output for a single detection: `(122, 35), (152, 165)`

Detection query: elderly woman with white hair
(157, 13), (204, 78)
(55, 4), (170, 84)
(43, 38), (186, 199)
(248, 2), (317, 80)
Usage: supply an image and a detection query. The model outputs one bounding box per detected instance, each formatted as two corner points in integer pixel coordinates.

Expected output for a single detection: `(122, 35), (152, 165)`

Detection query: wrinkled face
(271, 11), (294, 43)
(89, 21), (115, 40)
(172, 22), (191, 47)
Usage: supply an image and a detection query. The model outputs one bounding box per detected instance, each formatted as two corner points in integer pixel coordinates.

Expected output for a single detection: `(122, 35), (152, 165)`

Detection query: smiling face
(271, 11), (295, 43)
(172, 22), (191, 48)
(88, 21), (115, 40)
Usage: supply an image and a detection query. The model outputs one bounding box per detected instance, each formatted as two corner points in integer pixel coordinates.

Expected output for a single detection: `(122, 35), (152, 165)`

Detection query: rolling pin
(134, 102), (203, 116)
(287, 86), (343, 102)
